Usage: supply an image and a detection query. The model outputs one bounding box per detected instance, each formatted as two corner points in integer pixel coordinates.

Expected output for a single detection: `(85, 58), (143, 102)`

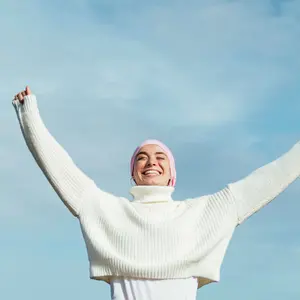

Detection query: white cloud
(2, 0), (299, 128)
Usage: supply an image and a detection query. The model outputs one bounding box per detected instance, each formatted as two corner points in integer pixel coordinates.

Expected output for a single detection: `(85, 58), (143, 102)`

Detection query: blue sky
(1, 0), (300, 299)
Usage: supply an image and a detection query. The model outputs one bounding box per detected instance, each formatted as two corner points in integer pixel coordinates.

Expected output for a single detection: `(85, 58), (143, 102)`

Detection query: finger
(21, 91), (26, 97)
(26, 86), (31, 95)
(17, 92), (24, 102)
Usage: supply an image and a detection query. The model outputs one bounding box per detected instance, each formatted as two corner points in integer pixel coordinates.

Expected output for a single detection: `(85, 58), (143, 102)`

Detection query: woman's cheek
(135, 162), (145, 173)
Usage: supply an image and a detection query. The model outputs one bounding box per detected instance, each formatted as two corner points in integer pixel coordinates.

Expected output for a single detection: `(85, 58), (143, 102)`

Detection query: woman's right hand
(14, 86), (31, 104)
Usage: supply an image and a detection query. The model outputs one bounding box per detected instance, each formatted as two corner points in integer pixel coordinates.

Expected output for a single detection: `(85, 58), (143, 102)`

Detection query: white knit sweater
(13, 95), (300, 288)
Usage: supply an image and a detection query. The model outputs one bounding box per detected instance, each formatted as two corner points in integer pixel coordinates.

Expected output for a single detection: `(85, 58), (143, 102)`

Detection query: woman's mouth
(142, 169), (161, 177)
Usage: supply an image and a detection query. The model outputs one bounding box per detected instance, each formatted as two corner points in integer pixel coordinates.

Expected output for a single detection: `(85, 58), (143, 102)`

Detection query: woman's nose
(147, 158), (157, 166)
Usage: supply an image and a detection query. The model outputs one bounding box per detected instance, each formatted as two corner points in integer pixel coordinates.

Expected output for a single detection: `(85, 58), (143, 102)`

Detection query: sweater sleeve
(12, 95), (97, 217)
(228, 141), (300, 225)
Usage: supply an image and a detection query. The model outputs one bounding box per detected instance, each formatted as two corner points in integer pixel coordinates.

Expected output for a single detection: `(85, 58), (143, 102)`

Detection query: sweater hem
(90, 273), (218, 289)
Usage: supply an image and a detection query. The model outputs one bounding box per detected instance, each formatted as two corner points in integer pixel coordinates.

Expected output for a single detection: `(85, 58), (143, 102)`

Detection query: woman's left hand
(14, 86), (31, 104)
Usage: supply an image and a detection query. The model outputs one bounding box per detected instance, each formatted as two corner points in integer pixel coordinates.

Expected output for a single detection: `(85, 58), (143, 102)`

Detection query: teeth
(144, 170), (160, 175)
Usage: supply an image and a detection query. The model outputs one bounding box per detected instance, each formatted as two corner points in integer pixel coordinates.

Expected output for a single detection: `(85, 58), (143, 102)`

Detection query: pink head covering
(130, 139), (176, 187)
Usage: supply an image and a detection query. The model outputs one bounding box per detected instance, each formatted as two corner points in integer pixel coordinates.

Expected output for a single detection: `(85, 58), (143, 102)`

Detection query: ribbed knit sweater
(13, 95), (300, 288)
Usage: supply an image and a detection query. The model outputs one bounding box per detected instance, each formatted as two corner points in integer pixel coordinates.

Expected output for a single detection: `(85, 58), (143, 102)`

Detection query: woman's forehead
(137, 144), (166, 155)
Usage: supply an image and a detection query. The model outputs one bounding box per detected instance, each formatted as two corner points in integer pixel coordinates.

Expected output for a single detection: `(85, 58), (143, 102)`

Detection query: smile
(142, 170), (162, 176)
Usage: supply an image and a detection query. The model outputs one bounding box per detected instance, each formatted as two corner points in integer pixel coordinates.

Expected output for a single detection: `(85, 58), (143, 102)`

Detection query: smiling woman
(12, 86), (300, 300)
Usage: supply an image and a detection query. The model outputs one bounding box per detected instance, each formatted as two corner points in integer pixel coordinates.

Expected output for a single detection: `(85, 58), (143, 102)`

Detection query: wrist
(20, 95), (39, 114)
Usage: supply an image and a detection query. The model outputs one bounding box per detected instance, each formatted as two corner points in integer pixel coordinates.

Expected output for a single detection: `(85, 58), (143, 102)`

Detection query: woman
(13, 86), (300, 300)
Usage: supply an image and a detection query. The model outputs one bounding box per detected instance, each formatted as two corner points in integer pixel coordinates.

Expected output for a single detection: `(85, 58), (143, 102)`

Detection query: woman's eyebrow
(136, 151), (166, 156)
(155, 152), (167, 156)
(136, 151), (148, 156)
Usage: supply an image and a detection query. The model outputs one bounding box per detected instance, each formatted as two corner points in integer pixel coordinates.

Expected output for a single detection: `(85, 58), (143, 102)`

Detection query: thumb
(25, 86), (32, 95)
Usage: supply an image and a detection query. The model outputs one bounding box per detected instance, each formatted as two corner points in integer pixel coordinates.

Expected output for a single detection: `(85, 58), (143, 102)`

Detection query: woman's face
(133, 144), (171, 186)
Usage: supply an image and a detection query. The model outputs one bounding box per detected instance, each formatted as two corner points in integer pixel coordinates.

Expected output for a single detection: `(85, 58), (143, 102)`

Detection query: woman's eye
(137, 156), (146, 161)
(157, 156), (165, 160)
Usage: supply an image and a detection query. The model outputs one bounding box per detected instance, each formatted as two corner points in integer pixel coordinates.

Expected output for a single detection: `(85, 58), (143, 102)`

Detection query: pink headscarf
(130, 139), (176, 187)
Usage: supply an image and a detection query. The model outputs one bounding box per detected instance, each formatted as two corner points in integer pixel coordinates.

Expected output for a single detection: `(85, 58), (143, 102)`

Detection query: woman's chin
(141, 178), (165, 186)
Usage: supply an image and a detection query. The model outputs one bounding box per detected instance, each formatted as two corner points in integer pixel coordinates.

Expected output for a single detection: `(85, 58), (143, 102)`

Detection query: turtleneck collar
(130, 185), (174, 203)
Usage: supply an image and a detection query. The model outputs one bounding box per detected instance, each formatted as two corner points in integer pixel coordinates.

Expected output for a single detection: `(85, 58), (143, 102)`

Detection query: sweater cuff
(13, 95), (39, 115)
(21, 95), (39, 114)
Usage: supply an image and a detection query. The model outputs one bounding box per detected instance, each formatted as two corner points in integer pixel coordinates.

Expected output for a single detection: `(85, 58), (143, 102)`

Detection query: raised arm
(12, 86), (96, 217)
(228, 142), (300, 225)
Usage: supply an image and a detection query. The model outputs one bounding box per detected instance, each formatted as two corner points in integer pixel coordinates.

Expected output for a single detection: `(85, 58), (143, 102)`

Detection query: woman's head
(130, 140), (176, 187)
